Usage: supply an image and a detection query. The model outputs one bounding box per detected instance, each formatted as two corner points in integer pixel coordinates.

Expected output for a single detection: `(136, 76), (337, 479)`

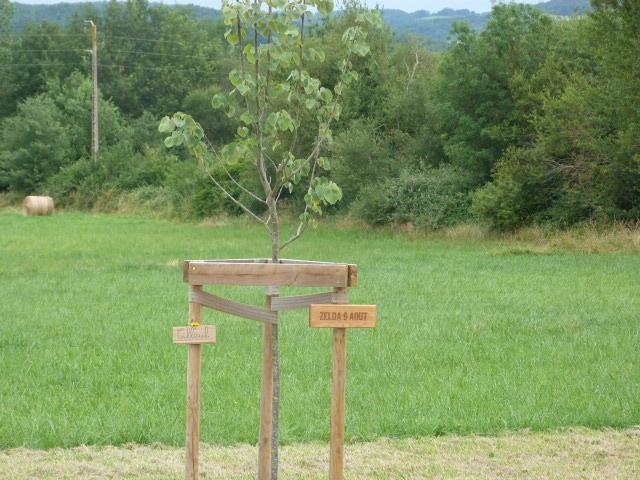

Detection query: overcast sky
(14, 1), (541, 14)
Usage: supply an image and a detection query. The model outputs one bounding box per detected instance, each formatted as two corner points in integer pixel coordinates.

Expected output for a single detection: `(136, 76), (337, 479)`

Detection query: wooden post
(186, 285), (203, 480)
(330, 327), (347, 480)
(86, 20), (99, 162)
(330, 286), (348, 480)
(309, 291), (378, 480)
(258, 287), (278, 480)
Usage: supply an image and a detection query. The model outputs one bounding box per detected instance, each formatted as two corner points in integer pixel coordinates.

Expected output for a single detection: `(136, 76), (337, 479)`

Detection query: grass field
(0, 210), (638, 449)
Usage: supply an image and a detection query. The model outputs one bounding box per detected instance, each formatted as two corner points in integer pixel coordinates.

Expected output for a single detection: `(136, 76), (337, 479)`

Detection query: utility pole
(86, 20), (99, 162)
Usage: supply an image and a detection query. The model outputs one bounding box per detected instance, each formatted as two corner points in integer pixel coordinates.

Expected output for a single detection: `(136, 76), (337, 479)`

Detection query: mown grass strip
(0, 428), (638, 479)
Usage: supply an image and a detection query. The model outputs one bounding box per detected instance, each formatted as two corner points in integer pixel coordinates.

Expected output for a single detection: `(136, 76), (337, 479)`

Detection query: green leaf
(318, 156), (331, 170)
(319, 87), (333, 103)
(224, 104), (236, 118)
(240, 111), (256, 125)
(224, 30), (239, 45)
(236, 82), (251, 96)
(317, 0), (334, 15)
(158, 116), (175, 133)
(332, 103), (342, 121)
(164, 132), (183, 148)
(323, 180), (342, 204)
(229, 69), (242, 88)
(352, 43), (370, 57)
(184, 134), (200, 148)
(237, 126), (249, 138)
(277, 111), (295, 132)
(211, 93), (225, 110)
(243, 43), (256, 64)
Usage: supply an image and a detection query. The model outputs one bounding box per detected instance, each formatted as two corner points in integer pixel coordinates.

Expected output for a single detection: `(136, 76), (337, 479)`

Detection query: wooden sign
(309, 304), (377, 329)
(173, 325), (217, 344)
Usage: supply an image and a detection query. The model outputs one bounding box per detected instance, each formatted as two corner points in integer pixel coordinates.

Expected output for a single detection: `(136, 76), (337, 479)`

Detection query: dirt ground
(1, 427), (638, 479)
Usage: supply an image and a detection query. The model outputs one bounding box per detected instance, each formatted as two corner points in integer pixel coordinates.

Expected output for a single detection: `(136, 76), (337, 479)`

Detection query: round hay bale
(23, 196), (54, 216)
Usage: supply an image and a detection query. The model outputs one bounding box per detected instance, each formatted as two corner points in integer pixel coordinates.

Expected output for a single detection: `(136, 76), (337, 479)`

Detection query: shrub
(352, 165), (472, 229)
(331, 119), (396, 205)
(471, 147), (555, 231)
(0, 96), (72, 193)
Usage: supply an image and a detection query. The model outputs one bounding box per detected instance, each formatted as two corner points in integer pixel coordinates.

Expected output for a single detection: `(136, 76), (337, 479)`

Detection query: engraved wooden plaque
(309, 304), (377, 329)
(173, 325), (217, 344)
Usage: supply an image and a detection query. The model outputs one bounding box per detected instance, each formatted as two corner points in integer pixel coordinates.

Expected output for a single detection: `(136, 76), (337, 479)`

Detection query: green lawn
(0, 211), (638, 448)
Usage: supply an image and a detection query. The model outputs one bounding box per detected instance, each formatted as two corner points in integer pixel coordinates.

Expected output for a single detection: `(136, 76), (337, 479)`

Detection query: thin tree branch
(202, 136), (267, 204)
(288, 9), (306, 155)
(200, 157), (267, 225)
(279, 217), (308, 251)
(265, 3), (272, 100)
(237, 11), (252, 115)
(279, 160), (318, 251)
(278, 45), (356, 189)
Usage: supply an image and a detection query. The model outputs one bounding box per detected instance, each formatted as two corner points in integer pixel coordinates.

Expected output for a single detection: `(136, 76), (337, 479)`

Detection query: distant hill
(381, 8), (487, 46)
(535, 0), (590, 15)
(381, 0), (590, 46)
(10, 2), (221, 31)
(10, 0), (590, 47)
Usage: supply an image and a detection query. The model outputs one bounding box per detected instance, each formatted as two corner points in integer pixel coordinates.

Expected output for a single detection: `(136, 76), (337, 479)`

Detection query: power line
(14, 33), (89, 38)
(10, 49), (85, 54)
(0, 63), (87, 68)
(98, 33), (205, 47)
(98, 63), (217, 75)
(14, 33), (208, 47)
(9, 49), (208, 62)
(0, 62), (217, 76)
(100, 49), (207, 59)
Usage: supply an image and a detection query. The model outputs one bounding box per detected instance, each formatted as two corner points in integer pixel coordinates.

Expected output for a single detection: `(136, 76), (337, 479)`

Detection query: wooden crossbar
(189, 288), (277, 324)
(270, 290), (349, 311)
(184, 261), (354, 287)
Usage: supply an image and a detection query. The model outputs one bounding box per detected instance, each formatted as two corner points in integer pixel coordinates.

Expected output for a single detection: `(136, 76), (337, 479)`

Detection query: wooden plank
(258, 291), (278, 480)
(330, 327), (347, 480)
(173, 325), (216, 345)
(185, 286), (203, 480)
(187, 258), (270, 264)
(189, 288), (277, 324)
(309, 304), (377, 329)
(184, 261), (349, 287)
(279, 259), (346, 265)
(270, 290), (348, 311)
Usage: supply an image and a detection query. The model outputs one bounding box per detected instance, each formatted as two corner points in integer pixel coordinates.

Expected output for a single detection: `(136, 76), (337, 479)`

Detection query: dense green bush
(353, 165), (472, 229)
(0, 73), (127, 194)
(331, 119), (396, 204)
(0, 95), (71, 193)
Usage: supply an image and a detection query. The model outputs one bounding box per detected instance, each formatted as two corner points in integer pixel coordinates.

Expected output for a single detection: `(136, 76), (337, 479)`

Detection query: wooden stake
(185, 285), (203, 480)
(86, 20), (99, 163)
(258, 289), (278, 480)
(330, 327), (347, 480)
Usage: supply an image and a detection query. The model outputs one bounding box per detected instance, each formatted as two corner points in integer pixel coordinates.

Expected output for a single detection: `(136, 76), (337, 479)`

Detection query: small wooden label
(173, 325), (217, 344)
(309, 304), (377, 329)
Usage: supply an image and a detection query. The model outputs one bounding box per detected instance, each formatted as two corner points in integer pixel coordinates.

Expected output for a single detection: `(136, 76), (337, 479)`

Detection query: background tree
(0, 0), (13, 33)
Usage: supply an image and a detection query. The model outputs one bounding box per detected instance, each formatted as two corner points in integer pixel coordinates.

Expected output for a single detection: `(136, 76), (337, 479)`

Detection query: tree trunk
(269, 203), (281, 480)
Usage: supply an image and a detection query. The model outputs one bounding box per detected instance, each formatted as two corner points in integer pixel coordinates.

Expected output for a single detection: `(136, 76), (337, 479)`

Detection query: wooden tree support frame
(176, 259), (365, 480)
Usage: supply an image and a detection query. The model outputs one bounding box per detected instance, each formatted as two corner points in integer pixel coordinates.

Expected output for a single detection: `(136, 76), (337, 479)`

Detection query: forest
(0, 0), (638, 231)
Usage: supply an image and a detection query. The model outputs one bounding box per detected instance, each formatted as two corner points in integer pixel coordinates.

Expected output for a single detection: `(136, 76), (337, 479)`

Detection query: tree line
(0, 0), (638, 230)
